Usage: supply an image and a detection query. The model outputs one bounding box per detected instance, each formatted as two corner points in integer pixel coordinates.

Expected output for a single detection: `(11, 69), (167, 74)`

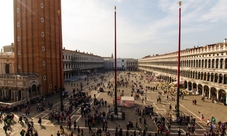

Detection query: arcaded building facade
(0, 73), (41, 105)
(63, 49), (104, 79)
(139, 41), (227, 104)
(104, 57), (138, 71)
(13, 0), (63, 94)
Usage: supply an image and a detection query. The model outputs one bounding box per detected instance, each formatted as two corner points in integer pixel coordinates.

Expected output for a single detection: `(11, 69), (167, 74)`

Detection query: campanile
(14, 0), (63, 94)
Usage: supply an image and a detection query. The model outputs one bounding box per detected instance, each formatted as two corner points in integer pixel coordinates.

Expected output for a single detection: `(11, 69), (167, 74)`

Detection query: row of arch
(141, 58), (227, 69)
(181, 58), (227, 69)
(181, 71), (227, 84)
(145, 67), (227, 85)
(161, 75), (227, 104)
(63, 62), (103, 70)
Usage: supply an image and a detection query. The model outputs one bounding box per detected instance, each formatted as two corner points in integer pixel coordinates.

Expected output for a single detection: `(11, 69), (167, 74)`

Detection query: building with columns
(63, 49), (104, 79)
(126, 58), (138, 71)
(0, 44), (42, 105)
(0, 73), (41, 106)
(138, 40), (227, 104)
(104, 57), (138, 71)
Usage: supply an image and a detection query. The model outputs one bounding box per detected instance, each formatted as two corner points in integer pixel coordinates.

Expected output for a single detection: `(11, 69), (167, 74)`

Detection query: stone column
(208, 87), (211, 99)
(196, 85), (199, 95)
(216, 89), (219, 100)
(218, 59), (221, 69)
(202, 86), (204, 96)
(225, 90), (227, 104)
(3, 63), (5, 74)
(187, 82), (189, 91)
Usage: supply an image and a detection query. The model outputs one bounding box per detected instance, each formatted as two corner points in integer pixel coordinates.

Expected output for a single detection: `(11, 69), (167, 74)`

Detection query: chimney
(224, 38), (226, 44)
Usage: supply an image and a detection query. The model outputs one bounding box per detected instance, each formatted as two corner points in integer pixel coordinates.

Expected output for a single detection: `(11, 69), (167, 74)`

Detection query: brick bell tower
(13, 0), (63, 95)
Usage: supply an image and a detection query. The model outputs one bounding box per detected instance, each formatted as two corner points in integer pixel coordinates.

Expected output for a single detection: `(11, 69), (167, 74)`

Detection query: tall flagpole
(176, 1), (182, 118)
(114, 6), (118, 115)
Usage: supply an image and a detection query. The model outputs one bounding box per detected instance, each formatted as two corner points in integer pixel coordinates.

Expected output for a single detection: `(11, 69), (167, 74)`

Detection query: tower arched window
(17, 22), (20, 27)
(42, 46), (45, 51)
(17, 8), (20, 13)
(41, 17), (44, 22)
(40, 3), (44, 8)
(41, 32), (44, 37)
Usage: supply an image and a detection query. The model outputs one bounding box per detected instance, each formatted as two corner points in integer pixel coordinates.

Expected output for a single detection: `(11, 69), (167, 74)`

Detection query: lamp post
(58, 10), (64, 112)
(176, 1), (182, 118)
(114, 6), (118, 115)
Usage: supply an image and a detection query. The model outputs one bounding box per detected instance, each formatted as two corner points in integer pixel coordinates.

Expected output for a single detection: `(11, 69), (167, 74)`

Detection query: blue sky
(0, 0), (227, 59)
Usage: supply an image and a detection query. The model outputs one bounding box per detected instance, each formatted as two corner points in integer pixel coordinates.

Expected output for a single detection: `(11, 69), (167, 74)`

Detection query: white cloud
(201, 0), (227, 22)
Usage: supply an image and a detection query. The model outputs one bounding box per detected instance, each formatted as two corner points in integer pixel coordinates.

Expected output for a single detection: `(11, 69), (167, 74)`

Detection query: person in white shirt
(206, 119), (210, 126)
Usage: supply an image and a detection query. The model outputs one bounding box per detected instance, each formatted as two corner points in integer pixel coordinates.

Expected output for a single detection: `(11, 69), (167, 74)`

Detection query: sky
(0, 0), (227, 59)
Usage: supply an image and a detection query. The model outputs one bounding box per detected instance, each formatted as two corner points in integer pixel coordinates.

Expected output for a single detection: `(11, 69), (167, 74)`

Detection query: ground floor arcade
(157, 75), (227, 104)
(0, 85), (41, 103)
(0, 74), (42, 105)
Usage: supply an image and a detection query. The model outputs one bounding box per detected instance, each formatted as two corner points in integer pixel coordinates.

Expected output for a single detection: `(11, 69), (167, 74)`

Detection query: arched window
(219, 74), (223, 83)
(220, 58), (223, 69)
(224, 74), (227, 84)
(201, 60), (204, 68)
(5, 64), (9, 74)
(216, 59), (219, 68)
(211, 73), (214, 82)
(207, 73), (210, 81)
(225, 58), (227, 69)
(205, 59), (207, 68)
(212, 59), (215, 68)
(204, 72), (207, 80)
(208, 59), (211, 68)
(214, 73), (218, 82)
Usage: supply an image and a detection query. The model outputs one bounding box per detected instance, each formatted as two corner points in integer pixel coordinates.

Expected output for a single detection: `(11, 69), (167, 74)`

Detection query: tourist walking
(38, 117), (42, 126)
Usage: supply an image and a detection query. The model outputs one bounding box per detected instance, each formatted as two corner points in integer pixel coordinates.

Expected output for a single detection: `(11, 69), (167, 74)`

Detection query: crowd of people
(0, 71), (227, 135)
